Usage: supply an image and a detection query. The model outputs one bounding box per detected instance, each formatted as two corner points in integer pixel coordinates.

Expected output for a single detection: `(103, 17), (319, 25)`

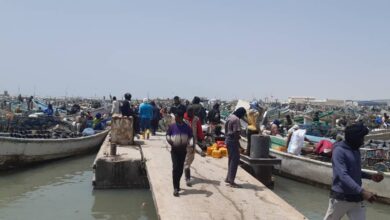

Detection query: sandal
(229, 183), (242, 188)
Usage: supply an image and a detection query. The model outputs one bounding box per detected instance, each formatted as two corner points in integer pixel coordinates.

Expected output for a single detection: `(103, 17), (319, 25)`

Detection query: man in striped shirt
(166, 109), (193, 197)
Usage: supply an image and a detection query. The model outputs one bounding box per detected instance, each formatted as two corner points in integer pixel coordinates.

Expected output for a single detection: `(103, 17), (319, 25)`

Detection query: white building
(288, 97), (316, 104)
(288, 97), (345, 107)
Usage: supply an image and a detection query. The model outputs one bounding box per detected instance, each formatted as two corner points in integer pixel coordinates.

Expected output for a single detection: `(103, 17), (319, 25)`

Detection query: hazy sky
(0, 0), (389, 101)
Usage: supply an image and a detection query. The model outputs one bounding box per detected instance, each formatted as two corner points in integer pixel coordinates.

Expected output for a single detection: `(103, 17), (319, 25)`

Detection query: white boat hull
(366, 131), (390, 140)
(270, 149), (390, 204)
(0, 130), (109, 169)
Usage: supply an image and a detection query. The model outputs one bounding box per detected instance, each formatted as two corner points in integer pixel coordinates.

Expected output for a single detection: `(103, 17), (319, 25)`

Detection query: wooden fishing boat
(268, 135), (390, 204)
(0, 129), (109, 170)
(230, 99), (390, 203)
(366, 129), (390, 140)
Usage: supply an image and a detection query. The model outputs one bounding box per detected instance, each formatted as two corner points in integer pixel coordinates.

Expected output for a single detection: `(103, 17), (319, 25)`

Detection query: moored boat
(366, 129), (390, 140)
(268, 135), (390, 204)
(0, 129), (109, 170)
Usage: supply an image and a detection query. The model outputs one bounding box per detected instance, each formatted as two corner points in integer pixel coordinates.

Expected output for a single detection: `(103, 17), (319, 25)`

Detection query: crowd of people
(166, 98), (243, 196)
(110, 93), (385, 220)
(110, 93), (217, 139)
(111, 93), (237, 197)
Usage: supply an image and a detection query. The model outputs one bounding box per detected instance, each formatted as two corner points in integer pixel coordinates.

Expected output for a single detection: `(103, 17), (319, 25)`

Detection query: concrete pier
(93, 133), (307, 219)
(92, 134), (148, 189)
(142, 134), (306, 220)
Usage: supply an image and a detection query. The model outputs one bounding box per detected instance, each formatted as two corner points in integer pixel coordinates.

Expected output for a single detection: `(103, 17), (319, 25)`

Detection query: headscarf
(345, 123), (369, 150)
(192, 96), (201, 104)
(272, 119), (281, 127)
(233, 107), (246, 119)
(124, 93), (132, 101)
(249, 101), (259, 110)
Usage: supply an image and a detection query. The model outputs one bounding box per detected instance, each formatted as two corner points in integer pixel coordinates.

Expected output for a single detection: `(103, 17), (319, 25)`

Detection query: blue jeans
(140, 118), (151, 132)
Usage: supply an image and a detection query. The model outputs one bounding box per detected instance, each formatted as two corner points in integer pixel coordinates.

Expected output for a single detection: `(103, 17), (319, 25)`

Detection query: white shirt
(111, 100), (120, 114)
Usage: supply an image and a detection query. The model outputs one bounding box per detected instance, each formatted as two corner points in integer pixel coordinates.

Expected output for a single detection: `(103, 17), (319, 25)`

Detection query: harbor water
(1, 153), (390, 220)
(0, 154), (157, 220)
(273, 176), (390, 219)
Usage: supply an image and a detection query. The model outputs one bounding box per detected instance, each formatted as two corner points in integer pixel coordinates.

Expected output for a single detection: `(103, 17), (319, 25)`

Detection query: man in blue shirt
(324, 123), (383, 220)
(139, 98), (153, 139)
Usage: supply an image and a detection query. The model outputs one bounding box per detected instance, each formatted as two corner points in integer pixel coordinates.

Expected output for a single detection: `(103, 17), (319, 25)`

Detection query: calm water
(0, 154), (157, 220)
(273, 175), (390, 220)
(1, 154), (389, 220)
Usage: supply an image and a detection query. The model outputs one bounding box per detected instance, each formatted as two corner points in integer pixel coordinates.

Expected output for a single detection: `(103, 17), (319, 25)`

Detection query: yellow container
(274, 146), (287, 152)
(207, 146), (214, 156)
(220, 147), (228, 157)
(212, 149), (222, 158)
(146, 129), (150, 139)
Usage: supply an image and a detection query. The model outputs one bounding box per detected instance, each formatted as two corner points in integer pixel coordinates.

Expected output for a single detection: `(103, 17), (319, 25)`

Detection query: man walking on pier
(224, 107), (246, 188)
(150, 101), (161, 135)
(183, 106), (205, 187)
(166, 109), (193, 197)
(121, 93), (134, 117)
(324, 123), (384, 220)
(169, 96), (186, 116)
(191, 96), (207, 125)
(121, 93), (139, 136)
(111, 96), (120, 115)
(139, 98), (153, 139)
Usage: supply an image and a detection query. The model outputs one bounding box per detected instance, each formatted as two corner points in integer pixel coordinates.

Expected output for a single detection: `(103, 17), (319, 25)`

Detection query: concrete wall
(93, 146), (149, 189)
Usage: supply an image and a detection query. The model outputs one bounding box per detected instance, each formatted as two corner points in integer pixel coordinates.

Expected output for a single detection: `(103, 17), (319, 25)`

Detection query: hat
(143, 98), (148, 103)
(124, 93), (132, 100)
(250, 101), (259, 110)
(233, 107), (247, 119)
